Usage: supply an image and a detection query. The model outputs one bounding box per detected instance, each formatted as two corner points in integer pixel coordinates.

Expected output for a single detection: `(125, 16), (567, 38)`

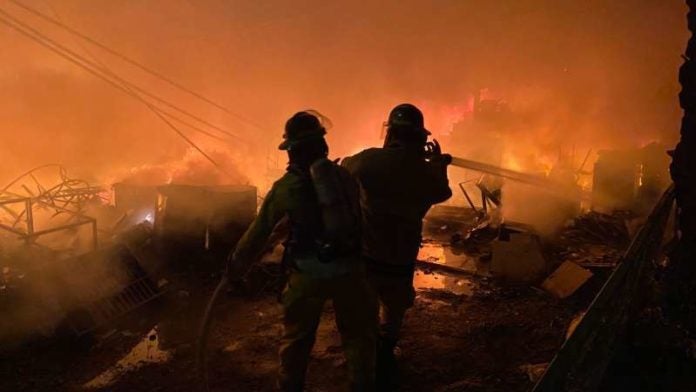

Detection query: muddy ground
(1, 208), (617, 392)
(0, 276), (595, 392)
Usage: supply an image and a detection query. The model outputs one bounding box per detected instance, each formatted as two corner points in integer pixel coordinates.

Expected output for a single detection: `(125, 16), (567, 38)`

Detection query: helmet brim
(278, 129), (327, 150)
(386, 120), (431, 136)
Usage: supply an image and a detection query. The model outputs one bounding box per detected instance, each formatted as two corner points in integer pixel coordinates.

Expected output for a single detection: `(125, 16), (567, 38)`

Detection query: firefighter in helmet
(342, 103), (452, 389)
(227, 111), (377, 391)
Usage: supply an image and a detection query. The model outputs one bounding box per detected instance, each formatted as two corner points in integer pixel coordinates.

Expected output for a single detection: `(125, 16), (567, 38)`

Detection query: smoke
(0, 0), (688, 345)
(0, 248), (134, 345)
(0, 0), (686, 192)
(110, 147), (249, 186)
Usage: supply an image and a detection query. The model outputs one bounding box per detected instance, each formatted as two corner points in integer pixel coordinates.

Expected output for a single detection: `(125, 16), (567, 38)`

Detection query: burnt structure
(0, 166), (101, 254)
(593, 144), (671, 214)
(673, 0), (696, 249)
(155, 184), (256, 254)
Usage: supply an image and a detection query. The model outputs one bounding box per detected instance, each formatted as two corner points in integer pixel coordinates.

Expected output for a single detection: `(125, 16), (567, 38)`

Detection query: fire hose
(449, 156), (558, 188)
(196, 275), (229, 392)
(194, 152), (571, 392)
(447, 155), (591, 201)
(424, 140), (564, 189)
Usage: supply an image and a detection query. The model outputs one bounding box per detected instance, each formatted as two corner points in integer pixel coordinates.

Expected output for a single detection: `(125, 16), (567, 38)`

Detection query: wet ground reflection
(415, 242), (485, 296)
(413, 270), (475, 296)
(417, 242), (490, 276)
(84, 327), (171, 389)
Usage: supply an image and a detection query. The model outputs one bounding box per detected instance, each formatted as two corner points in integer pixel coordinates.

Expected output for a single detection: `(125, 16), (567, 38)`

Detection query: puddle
(413, 270), (475, 296)
(418, 243), (447, 263)
(418, 242), (489, 275)
(84, 327), (172, 389)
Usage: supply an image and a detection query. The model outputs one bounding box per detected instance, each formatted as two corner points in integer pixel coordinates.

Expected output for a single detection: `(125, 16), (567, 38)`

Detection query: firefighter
(342, 103), (452, 388)
(227, 111), (377, 392)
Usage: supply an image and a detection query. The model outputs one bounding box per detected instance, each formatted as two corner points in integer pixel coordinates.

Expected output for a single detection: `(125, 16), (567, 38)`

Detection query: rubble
(550, 211), (631, 269)
(0, 161), (669, 392)
(541, 261), (593, 299)
(519, 363), (549, 383)
(491, 226), (548, 284)
(562, 211), (631, 246)
(534, 185), (676, 391)
(154, 184), (256, 254)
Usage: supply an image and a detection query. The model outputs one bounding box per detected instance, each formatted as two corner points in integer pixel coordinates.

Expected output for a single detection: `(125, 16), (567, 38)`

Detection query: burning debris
(0, 161), (257, 350)
(0, 131), (675, 392)
(551, 211), (632, 270)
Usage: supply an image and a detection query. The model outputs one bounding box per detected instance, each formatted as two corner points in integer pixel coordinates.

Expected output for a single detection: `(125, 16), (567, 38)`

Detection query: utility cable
(0, 9), (227, 174)
(42, 3), (234, 145)
(8, 0), (265, 133)
(6, 0), (244, 142)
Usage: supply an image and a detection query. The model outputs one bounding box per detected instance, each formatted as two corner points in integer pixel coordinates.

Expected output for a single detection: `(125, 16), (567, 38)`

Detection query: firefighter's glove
(426, 139), (452, 165)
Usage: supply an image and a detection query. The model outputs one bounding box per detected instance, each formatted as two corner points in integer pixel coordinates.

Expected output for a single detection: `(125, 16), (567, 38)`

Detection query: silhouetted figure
(343, 103), (452, 389)
(228, 111), (377, 392)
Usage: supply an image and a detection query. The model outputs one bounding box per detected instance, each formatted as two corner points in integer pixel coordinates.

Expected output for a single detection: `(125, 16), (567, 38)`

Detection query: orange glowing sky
(0, 0), (688, 189)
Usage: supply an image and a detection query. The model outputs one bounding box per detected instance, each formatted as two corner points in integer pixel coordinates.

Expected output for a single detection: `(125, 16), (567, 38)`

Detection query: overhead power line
(7, 1), (245, 143)
(25, 2), (244, 142)
(45, 4), (235, 145)
(0, 7), (228, 174)
(44, 3), (236, 145)
(8, 0), (265, 133)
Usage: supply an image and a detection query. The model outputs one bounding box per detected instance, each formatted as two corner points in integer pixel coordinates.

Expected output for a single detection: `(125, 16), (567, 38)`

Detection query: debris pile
(491, 224), (548, 284)
(0, 164), (258, 349)
(553, 211), (631, 268)
(0, 165), (101, 257)
(0, 162), (673, 392)
(562, 212), (631, 246)
(542, 261), (593, 299)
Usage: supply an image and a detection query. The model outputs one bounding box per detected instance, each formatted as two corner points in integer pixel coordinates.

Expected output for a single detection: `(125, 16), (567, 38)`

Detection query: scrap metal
(0, 165), (102, 251)
(61, 245), (165, 336)
(533, 184), (676, 391)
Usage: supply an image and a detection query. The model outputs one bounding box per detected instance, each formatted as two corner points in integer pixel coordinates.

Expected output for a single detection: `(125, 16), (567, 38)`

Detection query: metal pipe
(457, 182), (479, 212)
(25, 199), (33, 235)
(449, 156), (555, 188)
(92, 220), (99, 250)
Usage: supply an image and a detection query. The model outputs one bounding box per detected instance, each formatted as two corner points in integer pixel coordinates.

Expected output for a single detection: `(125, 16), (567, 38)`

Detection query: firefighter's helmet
(386, 103), (431, 135)
(279, 110), (331, 150)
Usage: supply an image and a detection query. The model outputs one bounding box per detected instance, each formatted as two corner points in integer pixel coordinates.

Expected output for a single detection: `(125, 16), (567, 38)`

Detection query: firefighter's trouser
(278, 270), (377, 392)
(368, 270), (416, 345)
